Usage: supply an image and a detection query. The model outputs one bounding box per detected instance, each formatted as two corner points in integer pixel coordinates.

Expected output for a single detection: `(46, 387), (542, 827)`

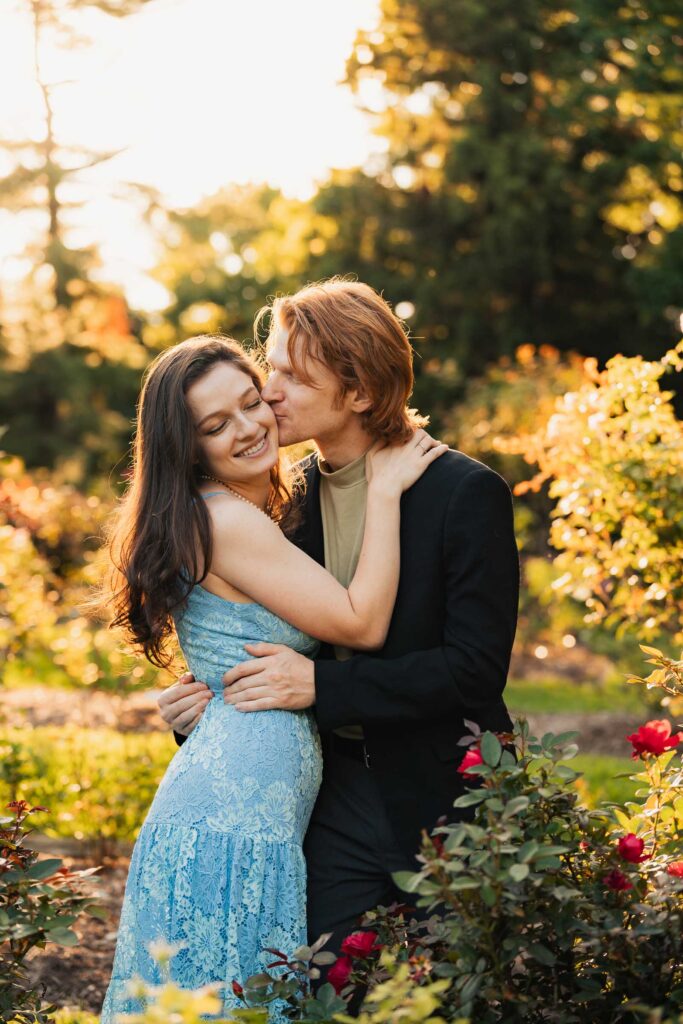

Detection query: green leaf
(26, 858), (63, 880)
(517, 840), (539, 862)
(449, 877), (480, 891)
(481, 732), (502, 767)
(48, 927), (79, 947)
(503, 796), (529, 818)
(481, 884), (497, 907)
(460, 974), (482, 1001)
(312, 982), (346, 1013)
(453, 791), (487, 808)
(551, 731), (580, 745)
(529, 942), (556, 966)
(311, 951), (337, 966)
(509, 863), (529, 882)
(292, 944), (311, 961)
(392, 870), (423, 893)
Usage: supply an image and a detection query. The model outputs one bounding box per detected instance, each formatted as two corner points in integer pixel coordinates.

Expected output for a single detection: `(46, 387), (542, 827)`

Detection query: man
(158, 278), (519, 952)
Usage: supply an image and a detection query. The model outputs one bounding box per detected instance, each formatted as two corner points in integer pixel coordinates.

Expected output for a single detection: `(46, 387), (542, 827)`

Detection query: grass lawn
(571, 754), (639, 807)
(506, 676), (651, 716)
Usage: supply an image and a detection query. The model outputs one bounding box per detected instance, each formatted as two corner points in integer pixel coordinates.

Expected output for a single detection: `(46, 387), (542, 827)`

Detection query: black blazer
(293, 449), (519, 859)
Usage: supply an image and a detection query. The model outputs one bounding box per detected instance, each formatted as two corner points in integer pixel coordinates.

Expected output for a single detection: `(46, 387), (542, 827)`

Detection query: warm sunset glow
(0, 0), (379, 307)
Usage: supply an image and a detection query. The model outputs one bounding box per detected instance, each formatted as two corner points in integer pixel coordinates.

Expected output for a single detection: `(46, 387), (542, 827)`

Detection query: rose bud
(432, 835), (445, 857)
(341, 930), (381, 958)
(626, 720), (683, 760)
(617, 833), (647, 863)
(457, 748), (484, 774)
(667, 861), (683, 878)
(327, 954), (353, 993)
(604, 868), (633, 892)
(231, 980), (244, 999)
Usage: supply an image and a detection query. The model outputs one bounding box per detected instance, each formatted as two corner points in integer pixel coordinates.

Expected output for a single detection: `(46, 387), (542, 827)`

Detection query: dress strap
(201, 491), (229, 500)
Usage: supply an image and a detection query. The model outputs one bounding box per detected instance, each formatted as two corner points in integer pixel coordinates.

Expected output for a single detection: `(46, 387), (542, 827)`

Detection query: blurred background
(0, 0), (681, 1012)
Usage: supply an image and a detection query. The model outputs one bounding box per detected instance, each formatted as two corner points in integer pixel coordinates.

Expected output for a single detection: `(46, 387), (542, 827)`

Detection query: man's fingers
(225, 684), (273, 705)
(234, 696), (277, 712)
(224, 680), (270, 702)
(222, 658), (269, 686)
(243, 642), (284, 656)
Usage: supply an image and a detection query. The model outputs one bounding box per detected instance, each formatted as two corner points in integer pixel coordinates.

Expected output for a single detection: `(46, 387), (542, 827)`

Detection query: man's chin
(276, 427), (308, 448)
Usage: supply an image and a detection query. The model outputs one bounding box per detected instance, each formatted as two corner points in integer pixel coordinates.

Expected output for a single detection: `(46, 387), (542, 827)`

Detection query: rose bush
(0, 801), (101, 1023)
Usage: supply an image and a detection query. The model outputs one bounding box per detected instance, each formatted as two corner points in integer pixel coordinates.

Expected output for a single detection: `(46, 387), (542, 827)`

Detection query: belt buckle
(362, 743), (371, 769)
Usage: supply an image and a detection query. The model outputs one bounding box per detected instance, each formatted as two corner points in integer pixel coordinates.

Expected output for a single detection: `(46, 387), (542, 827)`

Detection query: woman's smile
(234, 433), (270, 459)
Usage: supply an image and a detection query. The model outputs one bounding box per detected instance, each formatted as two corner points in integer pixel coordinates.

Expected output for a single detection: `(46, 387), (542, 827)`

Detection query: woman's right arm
(207, 432), (446, 650)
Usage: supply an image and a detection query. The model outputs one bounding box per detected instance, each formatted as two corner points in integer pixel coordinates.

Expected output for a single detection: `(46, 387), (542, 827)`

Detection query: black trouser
(304, 736), (422, 956)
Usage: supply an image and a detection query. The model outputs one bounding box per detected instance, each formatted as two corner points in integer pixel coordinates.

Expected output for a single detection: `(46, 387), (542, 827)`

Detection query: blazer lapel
(300, 460), (325, 566)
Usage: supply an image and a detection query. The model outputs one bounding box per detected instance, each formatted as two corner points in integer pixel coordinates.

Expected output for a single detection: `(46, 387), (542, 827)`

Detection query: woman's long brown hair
(108, 335), (294, 668)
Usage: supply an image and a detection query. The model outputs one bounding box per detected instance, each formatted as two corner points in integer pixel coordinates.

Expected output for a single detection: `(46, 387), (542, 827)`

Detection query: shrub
(228, 655), (683, 1021)
(0, 801), (101, 1023)
(500, 343), (683, 649)
(383, 718), (683, 1021)
(0, 451), (165, 693)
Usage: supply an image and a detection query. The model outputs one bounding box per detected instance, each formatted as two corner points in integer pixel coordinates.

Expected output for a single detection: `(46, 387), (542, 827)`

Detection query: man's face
(262, 323), (359, 448)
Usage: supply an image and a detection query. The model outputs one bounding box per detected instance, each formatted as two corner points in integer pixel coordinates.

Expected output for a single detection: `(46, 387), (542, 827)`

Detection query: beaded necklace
(199, 474), (272, 519)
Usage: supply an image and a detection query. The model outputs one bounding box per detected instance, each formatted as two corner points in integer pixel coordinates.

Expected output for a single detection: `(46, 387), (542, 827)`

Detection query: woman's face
(186, 361), (279, 484)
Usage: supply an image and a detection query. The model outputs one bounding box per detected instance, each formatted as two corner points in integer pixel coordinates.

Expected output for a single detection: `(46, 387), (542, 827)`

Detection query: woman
(100, 335), (445, 1021)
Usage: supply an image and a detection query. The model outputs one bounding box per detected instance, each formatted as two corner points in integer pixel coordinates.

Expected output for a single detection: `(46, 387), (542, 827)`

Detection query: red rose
(604, 869), (633, 892)
(667, 861), (683, 878)
(457, 748), (484, 774)
(231, 980), (244, 999)
(431, 835), (445, 856)
(579, 840), (590, 852)
(626, 720), (683, 759)
(341, 930), (380, 958)
(617, 833), (647, 864)
(327, 955), (353, 994)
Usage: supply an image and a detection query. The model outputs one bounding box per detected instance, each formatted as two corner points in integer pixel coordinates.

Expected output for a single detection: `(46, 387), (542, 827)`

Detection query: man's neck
(316, 427), (374, 472)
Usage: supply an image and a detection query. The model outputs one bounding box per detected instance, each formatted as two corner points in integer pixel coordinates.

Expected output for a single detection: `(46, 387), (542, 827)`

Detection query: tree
(305, 0), (683, 423)
(1, 0), (156, 309)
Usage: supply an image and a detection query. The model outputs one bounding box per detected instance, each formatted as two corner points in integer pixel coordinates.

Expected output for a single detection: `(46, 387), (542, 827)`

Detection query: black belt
(329, 733), (372, 769)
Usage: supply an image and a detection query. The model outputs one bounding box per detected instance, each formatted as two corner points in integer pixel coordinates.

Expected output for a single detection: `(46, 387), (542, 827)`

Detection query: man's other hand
(157, 672), (212, 736)
(223, 644), (315, 712)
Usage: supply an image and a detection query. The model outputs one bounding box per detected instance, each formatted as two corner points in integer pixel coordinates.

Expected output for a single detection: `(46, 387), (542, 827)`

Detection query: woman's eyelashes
(205, 398), (262, 436)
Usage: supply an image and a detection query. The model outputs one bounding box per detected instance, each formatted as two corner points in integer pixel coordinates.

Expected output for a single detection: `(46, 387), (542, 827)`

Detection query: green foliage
(502, 344), (683, 648)
(349, 715), (683, 1020)
(0, 800), (101, 1023)
(51, 1011), (99, 1024)
(628, 643), (683, 719)
(338, 0), (683, 411)
(0, 727), (172, 849)
(0, 451), (164, 691)
(338, 958), (453, 1024)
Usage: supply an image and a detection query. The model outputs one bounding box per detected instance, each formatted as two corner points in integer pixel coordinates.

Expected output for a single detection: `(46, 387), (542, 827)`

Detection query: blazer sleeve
(313, 467), (519, 730)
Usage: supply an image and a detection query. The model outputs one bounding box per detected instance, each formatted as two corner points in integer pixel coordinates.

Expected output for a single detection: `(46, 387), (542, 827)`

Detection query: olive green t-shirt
(318, 452), (367, 741)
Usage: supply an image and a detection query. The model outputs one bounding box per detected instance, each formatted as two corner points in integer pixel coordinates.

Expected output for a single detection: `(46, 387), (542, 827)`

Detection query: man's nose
(262, 374), (281, 403)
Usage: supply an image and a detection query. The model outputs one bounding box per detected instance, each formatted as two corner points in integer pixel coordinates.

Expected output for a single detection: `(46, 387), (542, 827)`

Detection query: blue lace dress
(100, 577), (321, 1021)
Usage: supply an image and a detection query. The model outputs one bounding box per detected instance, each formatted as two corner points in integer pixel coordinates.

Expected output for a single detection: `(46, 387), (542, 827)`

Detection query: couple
(100, 278), (519, 1020)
